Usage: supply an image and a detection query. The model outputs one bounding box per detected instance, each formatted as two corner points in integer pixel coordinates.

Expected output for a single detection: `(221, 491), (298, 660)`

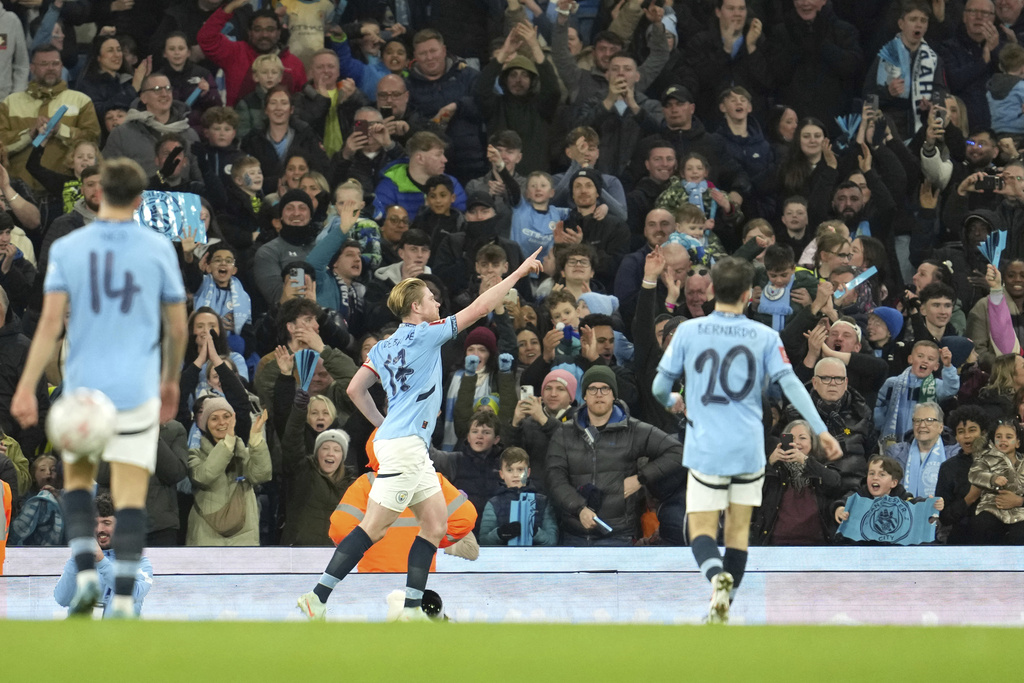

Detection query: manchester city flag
(135, 191), (206, 244)
(837, 494), (937, 545)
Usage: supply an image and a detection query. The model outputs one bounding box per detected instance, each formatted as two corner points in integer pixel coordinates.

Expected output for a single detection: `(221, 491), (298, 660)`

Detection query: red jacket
(197, 8), (307, 106)
(329, 473), (476, 573)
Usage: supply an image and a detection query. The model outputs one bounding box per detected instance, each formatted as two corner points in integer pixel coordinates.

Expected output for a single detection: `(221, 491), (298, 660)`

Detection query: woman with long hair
(812, 231), (853, 281)
(776, 118), (838, 227)
(77, 34), (147, 119)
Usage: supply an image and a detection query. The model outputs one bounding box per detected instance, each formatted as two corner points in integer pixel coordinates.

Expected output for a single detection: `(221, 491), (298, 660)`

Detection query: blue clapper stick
(32, 105), (67, 147)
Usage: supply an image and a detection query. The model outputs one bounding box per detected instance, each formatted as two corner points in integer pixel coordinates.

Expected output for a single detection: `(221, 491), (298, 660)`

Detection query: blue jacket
(372, 159), (467, 219)
(53, 550), (153, 617)
(328, 34), (392, 102)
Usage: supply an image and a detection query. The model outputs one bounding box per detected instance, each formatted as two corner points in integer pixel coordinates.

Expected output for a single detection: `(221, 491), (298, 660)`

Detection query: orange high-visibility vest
(0, 480), (11, 575)
(329, 473), (477, 573)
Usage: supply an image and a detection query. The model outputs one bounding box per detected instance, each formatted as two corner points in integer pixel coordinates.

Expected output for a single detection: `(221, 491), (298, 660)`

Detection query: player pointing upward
(12, 158), (188, 618)
(652, 256), (840, 624)
(298, 244), (543, 621)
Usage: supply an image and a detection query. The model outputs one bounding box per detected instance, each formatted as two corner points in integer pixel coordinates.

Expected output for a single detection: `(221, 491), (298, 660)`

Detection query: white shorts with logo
(368, 435), (443, 512)
(62, 398), (161, 474)
(686, 468), (765, 513)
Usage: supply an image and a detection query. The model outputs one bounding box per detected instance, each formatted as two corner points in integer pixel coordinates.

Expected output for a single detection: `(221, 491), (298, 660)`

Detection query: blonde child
(237, 54), (284, 137)
(27, 138), (102, 213)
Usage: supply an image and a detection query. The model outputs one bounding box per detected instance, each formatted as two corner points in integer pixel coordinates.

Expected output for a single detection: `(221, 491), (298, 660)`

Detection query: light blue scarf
(904, 438), (947, 498)
(194, 274), (252, 333)
(875, 35), (940, 134)
(759, 273), (795, 331)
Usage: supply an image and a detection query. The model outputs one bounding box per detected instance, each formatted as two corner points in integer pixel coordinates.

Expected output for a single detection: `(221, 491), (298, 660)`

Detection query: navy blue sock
(690, 534), (723, 583)
(112, 508), (147, 596)
(723, 547), (748, 592)
(62, 489), (97, 572)
(314, 526), (374, 603)
(403, 536), (437, 609)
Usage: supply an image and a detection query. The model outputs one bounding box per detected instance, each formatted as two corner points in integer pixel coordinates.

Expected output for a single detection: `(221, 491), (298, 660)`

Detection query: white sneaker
(385, 589), (405, 622)
(68, 570), (101, 617)
(397, 607), (430, 622)
(707, 571), (734, 624)
(297, 591), (327, 621)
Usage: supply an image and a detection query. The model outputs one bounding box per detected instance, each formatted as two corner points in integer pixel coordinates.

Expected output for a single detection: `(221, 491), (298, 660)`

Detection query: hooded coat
(102, 101), (202, 179)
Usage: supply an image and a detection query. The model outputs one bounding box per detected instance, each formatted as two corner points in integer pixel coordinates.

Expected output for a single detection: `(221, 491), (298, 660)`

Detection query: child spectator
(544, 289), (582, 361)
(666, 203), (728, 263)
(967, 419), (1024, 543)
(778, 196), (812, 258)
(510, 171), (571, 263)
(190, 245), (252, 337)
(508, 368), (578, 493)
(27, 137), (101, 215)
(237, 54), (284, 138)
(441, 327), (505, 449)
(833, 455), (944, 542)
(479, 448), (559, 546)
(987, 43), (1024, 136)
(875, 340), (960, 448)
(453, 243), (510, 310)
(221, 156), (265, 249)
(433, 409), (507, 527)
(866, 306), (907, 376)
(751, 244), (818, 332)
(656, 153), (743, 246)
(192, 107), (244, 214)
(411, 174), (464, 251)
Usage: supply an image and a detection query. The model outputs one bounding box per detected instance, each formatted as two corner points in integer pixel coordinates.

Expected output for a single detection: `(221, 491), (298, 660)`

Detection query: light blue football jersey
(45, 219), (186, 411)
(366, 316), (458, 447)
(656, 311), (794, 476)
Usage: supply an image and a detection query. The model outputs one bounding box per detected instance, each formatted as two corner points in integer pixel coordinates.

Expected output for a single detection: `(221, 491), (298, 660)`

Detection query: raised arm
(454, 247), (541, 332)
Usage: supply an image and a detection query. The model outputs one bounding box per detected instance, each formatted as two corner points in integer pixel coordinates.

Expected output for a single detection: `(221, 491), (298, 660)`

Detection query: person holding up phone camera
(750, 419), (845, 546)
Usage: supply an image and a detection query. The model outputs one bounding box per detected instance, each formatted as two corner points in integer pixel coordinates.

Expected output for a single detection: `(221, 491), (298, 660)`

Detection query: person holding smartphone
(749, 419), (845, 546)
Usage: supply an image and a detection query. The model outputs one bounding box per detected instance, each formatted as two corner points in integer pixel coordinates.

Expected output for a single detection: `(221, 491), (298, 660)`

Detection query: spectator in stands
(329, 106), (404, 191)
(149, 134), (205, 194)
(546, 365), (684, 546)
(0, 213), (36, 317)
(876, 340), (960, 447)
(767, 0), (863, 127)
(54, 493), (153, 615)
(236, 54), (284, 139)
(375, 74), (416, 144)
(552, 127), (628, 221)
(938, 0), (1004, 129)
(253, 190), (321, 306)
(475, 22), (561, 175)
(102, 73), (201, 179)
(778, 118), (840, 229)
(465, 131), (527, 228)
(77, 34), (147, 122)
(626, 141), (677, 241)
(975, 353), (1024, 420)
(479, 447), (559, 546)
(373, 131), (467, 219)
(0, 5), (28, 103)
(197, 0), (307, 106)
(0, 284), (47, 458)
(241, 85), (330, 197)
(909, 282), (960, 342)
(966, 418), (1024, 543)
(751, 419), (845, 545)
(187, 399), (272, 546)
(433, 409), (506, 525)
(969, 260), (1024, 370)
(158, 32), (220, 127)
(563, 169), (629, 291)
(0, 45), (100, 198)
(293, 51), (369, 158)
(885, 400), (959, 498)
(405, 28), (485, 183)
(507, 369), (578, 494)
(937, 404), (992, 542)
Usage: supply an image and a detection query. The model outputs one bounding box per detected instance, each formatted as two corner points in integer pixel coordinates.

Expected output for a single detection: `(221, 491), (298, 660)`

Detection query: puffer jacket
(546, 401), (684, 541)
(406, 56), (485, 181)
(750, 453), (844, 545)
(968, 443), (1024, 525)
(186, 434), (272, 546)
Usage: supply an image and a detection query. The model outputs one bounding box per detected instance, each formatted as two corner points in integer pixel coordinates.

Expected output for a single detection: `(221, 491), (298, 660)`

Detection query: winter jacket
(192, 138), (245, 215)
(186, 434), (272, 546)
(280, 400), (356, 546)
(625, 177), (672, 239)
(681, 26), (771, 125)
(480, 485), (559, 546)
(0, 318), (49, 458)
(163, 61), (222, 127)
(718, 119), (777, 217)
(292, 81), (370, 147)
(0, 9), (29, 102)
(579, 91), (664, 178)
(750, 452), (845, 545)
(936, 447), (975, 542)
(432, 443), (505, 523)
(197, 7), (307, 106)
(102, 102), (202, 178)
(328, 140), (406, 194)
(372, 159), (467, 220)
(76, 70), (137, 120)
(431, 217), (524, 299)
(406, 56), (486, 181)
(652, 119), (753, 199)
(475, 56), (561, 174)
(968, 442), (1024, 524)
(0, 435), (29, 500)
(546, 402), (684, 541)
(328, 32), (392, 101)
(0, 80), (101, 196)
(987, 73), (1024, 135)
(328, 471), (475, 572)
(239, 117), (330, 197)
(938, 22), (1003, 129)
(505, 407), (576, 495)
(562, 210), (630, 292)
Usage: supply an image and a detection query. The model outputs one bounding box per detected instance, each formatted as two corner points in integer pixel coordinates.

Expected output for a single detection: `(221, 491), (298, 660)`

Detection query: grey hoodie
(0, 9), (29, 102)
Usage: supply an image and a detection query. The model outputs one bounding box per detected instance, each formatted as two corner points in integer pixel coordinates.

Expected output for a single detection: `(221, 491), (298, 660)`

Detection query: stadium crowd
(3, 0), (1024, 554)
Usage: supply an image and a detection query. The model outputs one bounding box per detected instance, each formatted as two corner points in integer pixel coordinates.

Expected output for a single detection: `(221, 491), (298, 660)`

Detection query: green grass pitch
(2, 620), (1015, 681)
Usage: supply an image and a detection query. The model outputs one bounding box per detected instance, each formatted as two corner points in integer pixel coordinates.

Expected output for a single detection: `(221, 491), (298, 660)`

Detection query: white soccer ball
(46, 388), (118, 457)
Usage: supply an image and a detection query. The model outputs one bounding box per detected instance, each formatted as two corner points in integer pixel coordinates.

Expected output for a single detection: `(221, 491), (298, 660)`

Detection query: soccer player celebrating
(12, 159), (188, 618)
(297, 247), (543, 621)
(652, 257), (841, 624)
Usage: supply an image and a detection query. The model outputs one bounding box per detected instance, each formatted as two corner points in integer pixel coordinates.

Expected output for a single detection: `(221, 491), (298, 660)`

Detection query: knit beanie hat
(571, 168), (603, 196)
(940, 335), (975, 369)
(464, 326), (497, 355)
(279, 188), (314, 215)
(543, 368), (579, 399)
(579, 292), (620, 316)
(581, 365), (618, 399)
(197, 396), (234, 432)
(870, 306), (904, 339)
(314, 429), (350, 457)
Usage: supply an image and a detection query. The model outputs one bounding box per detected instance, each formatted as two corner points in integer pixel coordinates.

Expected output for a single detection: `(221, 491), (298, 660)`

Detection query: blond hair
(388, 278), (427, 318)
(252, 53), (284, 74)
(308, 394), (338, 422)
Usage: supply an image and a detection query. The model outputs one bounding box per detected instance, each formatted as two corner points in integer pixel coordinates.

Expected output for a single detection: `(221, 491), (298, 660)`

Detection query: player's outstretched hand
(10, 387), (38, 428)
(159, 380), (180, 424)
(516, 247), (543, 278)
(819, 431), (843, 461)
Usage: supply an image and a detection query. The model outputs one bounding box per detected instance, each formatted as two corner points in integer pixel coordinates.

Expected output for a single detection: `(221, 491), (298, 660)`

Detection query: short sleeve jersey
(366, 316), (459, 447)
(45, 220), (186, 411)
(656, 311), (794, 476)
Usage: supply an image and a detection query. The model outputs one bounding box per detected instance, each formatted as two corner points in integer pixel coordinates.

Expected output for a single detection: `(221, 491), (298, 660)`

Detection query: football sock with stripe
(690, 534), (723, 583)
(723, 547), (748, 599)
(112, 508), (146, 597)
(314, 526), (373, 603)
(403, 536), (437, 609)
